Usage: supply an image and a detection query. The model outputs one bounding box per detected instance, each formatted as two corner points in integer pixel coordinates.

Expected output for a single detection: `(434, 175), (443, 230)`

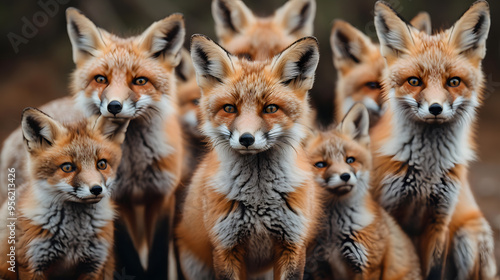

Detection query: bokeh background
(1, 0), (499, 268)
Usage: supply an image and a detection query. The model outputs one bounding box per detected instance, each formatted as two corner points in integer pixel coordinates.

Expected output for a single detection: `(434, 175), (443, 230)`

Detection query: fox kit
(0, 108), (128, 280)
(212, 0), (316, 60)
(371, 1), (496, 279)
(304, 104), (421, 280)
(330, 14), (431, 126)
(176, 35), (320, 279)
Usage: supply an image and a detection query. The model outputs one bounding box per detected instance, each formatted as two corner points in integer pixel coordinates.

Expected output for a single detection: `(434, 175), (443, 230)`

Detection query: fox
(175, 35), (320, 279)
(0, 108), (129, 280)
(212, 0), (316, 61)
(304, 103), (422, 280)
(371, 1), (496, 279)
(330, 13), (431, 126)
(0, 8), (186, 274)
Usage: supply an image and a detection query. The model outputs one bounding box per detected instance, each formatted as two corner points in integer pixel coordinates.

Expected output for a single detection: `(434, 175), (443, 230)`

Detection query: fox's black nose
(429, 103), (443, 116)
(239, 133), (255, 148)
(340, 173), (351, 182)
(90, 185), (103, 196)
(107, 101), (122, 115)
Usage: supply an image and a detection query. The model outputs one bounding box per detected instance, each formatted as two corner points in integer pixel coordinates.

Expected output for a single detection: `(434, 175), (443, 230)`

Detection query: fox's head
(191, 35), (319, 155)
(306, 103), (371, 197)
(175, 48), (203, 137)
(212, 0), (315, 61)
(374, 0), (490, 125)
(330, 13), (431, 124)
(67, 8), (185, 119)
(22, 108), (129, 204)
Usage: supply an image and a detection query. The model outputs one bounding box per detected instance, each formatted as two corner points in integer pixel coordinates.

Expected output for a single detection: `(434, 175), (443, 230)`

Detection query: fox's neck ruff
(380, 89), (477, 173)
(214, 144), (308, 201)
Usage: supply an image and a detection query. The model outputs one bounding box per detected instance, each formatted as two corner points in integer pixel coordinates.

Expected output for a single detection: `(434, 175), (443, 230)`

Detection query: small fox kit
(176, 35), (320, 279)
(330, 14), (431, 125)
(0, 108), (128, 280)
(372, 1), (496, 279)
(305, 104), (421, 280)
(212, 0), (316, 60)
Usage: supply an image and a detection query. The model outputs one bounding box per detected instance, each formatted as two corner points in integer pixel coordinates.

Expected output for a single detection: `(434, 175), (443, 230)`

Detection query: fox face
(307, 103), (370, 196)
(67, 8), (185, 119)
(191, 35), (319, 155)
(212, 0), (315, 60)
(21, 108), (129, 204)
(374, 1), (490, 125)
(330, 14), (431, 124)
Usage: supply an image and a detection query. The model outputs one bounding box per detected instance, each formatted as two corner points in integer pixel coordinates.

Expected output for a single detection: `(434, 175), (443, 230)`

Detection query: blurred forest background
(0, 0), (499, 267)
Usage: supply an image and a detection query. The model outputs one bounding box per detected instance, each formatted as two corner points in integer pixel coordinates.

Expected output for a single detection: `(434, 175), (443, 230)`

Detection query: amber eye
(95, 75), (108, 84)
(192, 99), (200, 106)
(133, 77), (148, 86)
(346, 157), (355, 164)
(365, 82), (381, 90)
(407, 77), (422, 87)
(264, 104), (279, 114)
(61, 163), (75, 173)
(314, 161), (327, 168)
(447, 77), (461, 87)
(97, 159), (107, 170)
(223, 104), (237, 113)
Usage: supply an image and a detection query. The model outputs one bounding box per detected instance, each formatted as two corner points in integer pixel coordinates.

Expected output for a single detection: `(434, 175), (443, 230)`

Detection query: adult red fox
(371, 1), (496, 278)
(176, 35), (320, 279)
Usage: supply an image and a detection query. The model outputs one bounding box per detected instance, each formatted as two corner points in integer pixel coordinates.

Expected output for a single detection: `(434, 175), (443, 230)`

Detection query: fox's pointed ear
(374, 1), (416, 64)
(191, 34), (234, 91)
(270, 36), (319, 94)
(175, 48), (196, 83)
(22, 108), (66, 152)
(93, 116), (130, 145)
(273, 0), (316, 37)
(139, 14), (185, 67)
(410, 11), (432, 35)
(66, 8), (106, 65)
(339, 103), (370, 147)
(212, 0), (255, 42)
(449, 0), (490, 65)
(330, 20), (374, 74)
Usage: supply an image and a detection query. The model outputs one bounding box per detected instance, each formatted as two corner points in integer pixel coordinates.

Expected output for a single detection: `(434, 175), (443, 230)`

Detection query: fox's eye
(133, 77), (148, 86)
(346, 157), (355, 164)
(192, 99), (200, 106)
(407, 77), (422, 87)
(94, 75), (108, 84)
(365, 82), (381, 90)
(447, 77), (461, 87)
(223, 104), (237, 113)
(97, 159), (107, 170)
(61, 163), (75, 173)
(264, 104), (279, 114)
(314, 161), (327, 168)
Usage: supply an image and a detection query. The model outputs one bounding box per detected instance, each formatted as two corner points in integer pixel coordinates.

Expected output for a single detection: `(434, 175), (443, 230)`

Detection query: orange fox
(304, 103), (421, 280)
(371, 1), (496, 279)
(212, 0), (316, 60)
(0, 108), (129, 280)
(0, 8), (186, 273)
(176, 35), (320, 279)
(330, 14), (431, 126)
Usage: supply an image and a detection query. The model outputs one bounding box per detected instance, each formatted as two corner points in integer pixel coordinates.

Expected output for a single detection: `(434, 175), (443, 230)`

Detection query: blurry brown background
(1, 0), (499, 268)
